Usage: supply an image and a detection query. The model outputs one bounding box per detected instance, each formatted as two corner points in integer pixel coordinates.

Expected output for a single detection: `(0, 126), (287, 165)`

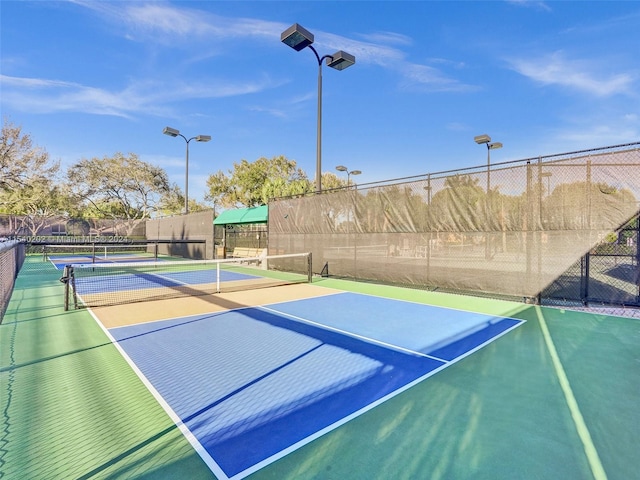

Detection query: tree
(320, 172), (347, 191)
(205, 155), (312, 208)
(0, 179), (70, 235)
(429, 174), (485, 231)
(67, 152), (171, 236)
(1, 118), (60, 192)
(0, 119), (67, 235)
(155, 184), (208, 216)
(543, 181), (637, 230)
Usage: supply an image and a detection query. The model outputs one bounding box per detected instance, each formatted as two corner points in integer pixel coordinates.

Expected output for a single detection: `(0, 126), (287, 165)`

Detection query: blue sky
(2, 1), (639, 205)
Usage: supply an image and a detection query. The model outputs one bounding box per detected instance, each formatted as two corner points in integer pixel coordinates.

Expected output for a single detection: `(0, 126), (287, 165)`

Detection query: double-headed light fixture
(281, 23), (356, 193)
(163, 126), (211, 215)
(474, 134), (503, 192)
(336, 165), (362, 187)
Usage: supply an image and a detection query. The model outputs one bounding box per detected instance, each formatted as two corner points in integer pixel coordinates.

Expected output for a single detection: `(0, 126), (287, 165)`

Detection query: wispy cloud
(72, 1), (475, 94)
(506, 0), (552, 12)
(554, 123), (639, 146)
(0, 74), (280, 118)
(356, 31), (413, 46)
(400, 64), (479, 93)
(4, 1), (477, 120)
(508, 51), (636, 97)
(71, 0), (286, 44)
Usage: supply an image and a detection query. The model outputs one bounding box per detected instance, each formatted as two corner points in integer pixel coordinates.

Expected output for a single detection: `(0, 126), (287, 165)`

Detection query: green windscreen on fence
(268, 145), (640, 301)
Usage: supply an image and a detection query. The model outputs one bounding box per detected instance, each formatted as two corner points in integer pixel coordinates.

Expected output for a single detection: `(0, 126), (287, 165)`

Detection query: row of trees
(1, 119), (349, 235)
(9, 118), (632, 239)
(281, 171), (637, 236)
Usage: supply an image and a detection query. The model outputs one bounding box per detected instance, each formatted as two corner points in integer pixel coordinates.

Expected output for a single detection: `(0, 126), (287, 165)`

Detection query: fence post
(581, 252), (590, 306)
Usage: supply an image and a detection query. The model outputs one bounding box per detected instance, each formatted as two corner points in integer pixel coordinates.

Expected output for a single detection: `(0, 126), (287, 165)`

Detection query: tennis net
(43, 243), (158, 264)
(62, 252), (312, 309)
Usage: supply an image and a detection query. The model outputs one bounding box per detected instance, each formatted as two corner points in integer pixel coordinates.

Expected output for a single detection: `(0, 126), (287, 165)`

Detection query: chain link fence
(269, 143), (640, 307)
(0, 241), (25, 323)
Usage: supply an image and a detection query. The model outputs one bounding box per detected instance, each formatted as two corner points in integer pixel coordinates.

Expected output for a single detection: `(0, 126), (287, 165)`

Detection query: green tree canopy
(0, 119), (69, 234)
(67, 152), (172, 235)
(205, 155), (312, 208)
(1, 118), (60, 193)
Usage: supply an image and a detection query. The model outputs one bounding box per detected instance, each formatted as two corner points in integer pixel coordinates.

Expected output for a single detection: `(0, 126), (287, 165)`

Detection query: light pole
(336, 165), (362, 187)
(474, 134), (503, 260)
(281, 23), (355, 193)
(163, 126), (211, 214)
(474, 134), (503, 193)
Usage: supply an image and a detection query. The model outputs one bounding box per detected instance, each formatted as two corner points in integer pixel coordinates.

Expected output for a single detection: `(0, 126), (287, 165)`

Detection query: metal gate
(543, 214), (640, 307)
(222, 224), (268, 254)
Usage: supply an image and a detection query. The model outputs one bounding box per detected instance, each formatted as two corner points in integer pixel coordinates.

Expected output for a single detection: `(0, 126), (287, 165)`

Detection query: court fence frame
(268, 142), (640, 309)
(542, 214), (640, 307)
(0, 241), (26, 323)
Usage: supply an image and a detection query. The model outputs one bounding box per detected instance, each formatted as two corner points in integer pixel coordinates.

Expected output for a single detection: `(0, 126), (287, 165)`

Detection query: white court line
(85, 307), (231, 480)
(260, 304), (446, 361)
(95, 289), (525, 480)
(535, 306), (608, 480)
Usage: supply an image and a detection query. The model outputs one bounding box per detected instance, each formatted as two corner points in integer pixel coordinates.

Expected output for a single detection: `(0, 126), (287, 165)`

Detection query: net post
(71, 267), (78, 309)
(321, 262), (329, 278)
(307, 252), (313, 283)
(92, 243), (96, 264)
(62, 265), (70, 311)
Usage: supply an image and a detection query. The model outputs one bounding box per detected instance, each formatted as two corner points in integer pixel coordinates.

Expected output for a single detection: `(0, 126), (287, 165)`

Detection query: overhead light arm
(281, 23), (356, 193)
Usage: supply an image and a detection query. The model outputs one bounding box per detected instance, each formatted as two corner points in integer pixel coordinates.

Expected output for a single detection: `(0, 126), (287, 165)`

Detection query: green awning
(213, 205), (268, 225)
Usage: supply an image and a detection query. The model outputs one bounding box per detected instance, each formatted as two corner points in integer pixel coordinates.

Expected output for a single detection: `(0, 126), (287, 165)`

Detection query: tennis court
(104, 289), (522, 479)
(1, 252), (639, 479)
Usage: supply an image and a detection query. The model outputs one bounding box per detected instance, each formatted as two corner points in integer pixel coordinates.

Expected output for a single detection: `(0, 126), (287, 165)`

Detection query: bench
(231, 247), (264, 260)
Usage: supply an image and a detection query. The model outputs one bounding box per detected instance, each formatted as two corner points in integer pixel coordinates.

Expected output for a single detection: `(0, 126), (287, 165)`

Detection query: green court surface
(1, 256), (639, 479)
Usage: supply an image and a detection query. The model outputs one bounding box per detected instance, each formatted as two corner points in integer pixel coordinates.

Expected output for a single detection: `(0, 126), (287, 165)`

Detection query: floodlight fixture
(336, 165), (361, 187)
(163, 126), (180, 137)
(327, 51), (356, 71)
(281, 23), (314, 51)
(474, 132), (503, 190)
(474, 134), (491, 145)
(281, 23), (356, 193)
(195, 135), (211, 142)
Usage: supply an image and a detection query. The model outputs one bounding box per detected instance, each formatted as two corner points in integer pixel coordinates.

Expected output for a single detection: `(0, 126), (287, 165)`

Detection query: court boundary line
(232, 303), (524, 480)
(260, 303), (446, 361)
(84, 308), (230, 480)
(534, 306), (608, 480)
(323, 286), (525, 320)
(94, 288), (525, 480)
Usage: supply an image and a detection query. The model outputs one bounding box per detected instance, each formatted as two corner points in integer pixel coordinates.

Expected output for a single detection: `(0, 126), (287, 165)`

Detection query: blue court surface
(107, 291), (523, 480)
